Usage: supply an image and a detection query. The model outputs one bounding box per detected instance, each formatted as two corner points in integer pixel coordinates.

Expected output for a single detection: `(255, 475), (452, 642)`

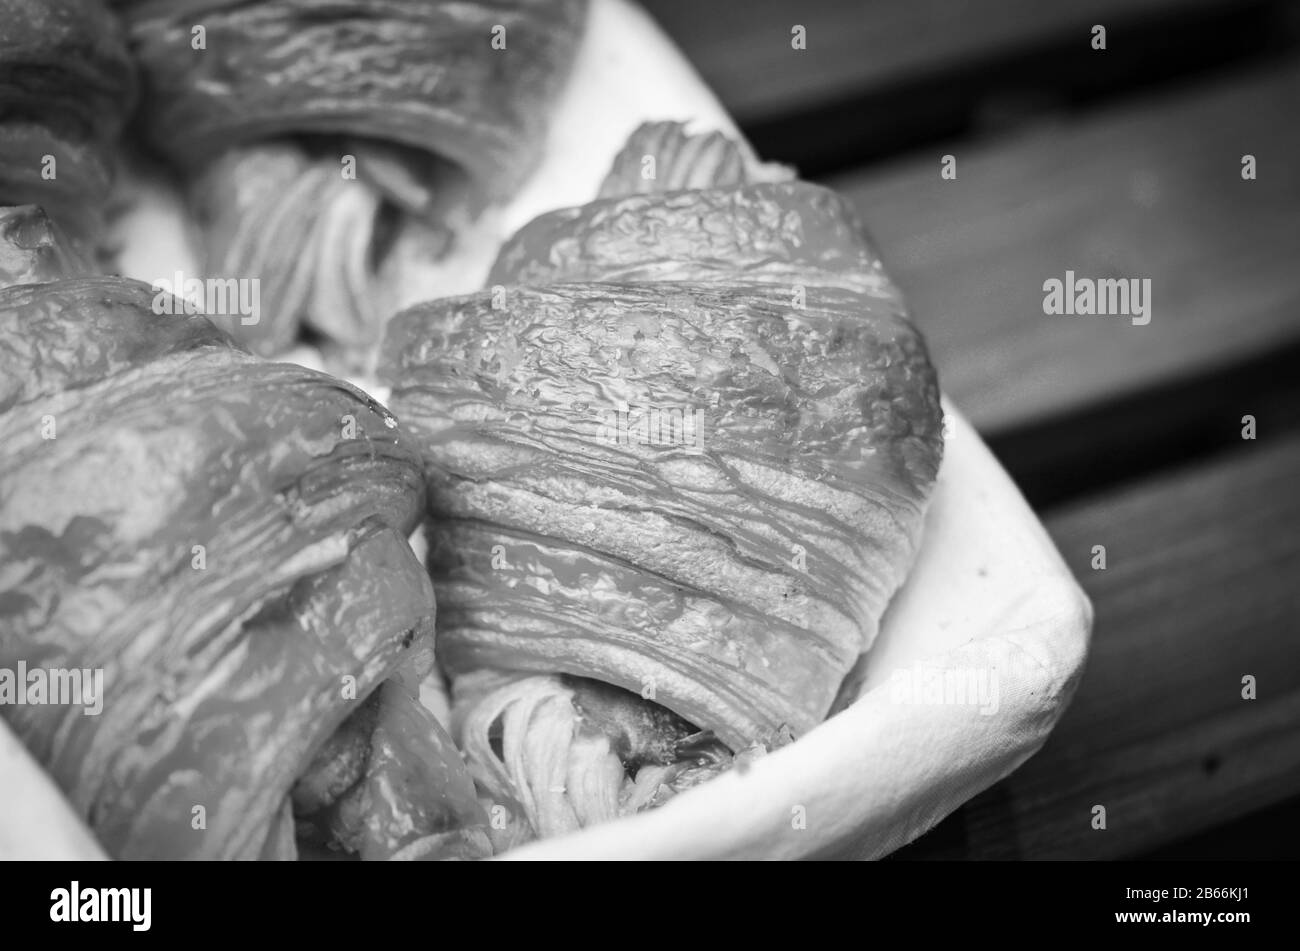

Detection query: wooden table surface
(642, 0), (1300, 859)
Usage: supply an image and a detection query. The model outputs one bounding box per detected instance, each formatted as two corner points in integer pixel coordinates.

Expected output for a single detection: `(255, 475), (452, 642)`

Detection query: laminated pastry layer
(0, 276), (237, 412)
(595, 120), (792, 198)
(381, 281), (942, 748)
(0, 205), (92, 290)
(0, 0), (136, 254)
(0, 275), (481, 859)
(116, 0), (585, 192)
(375, 121), (943, 842)
(114, 0), (588, 357)
(489, 181), (892, 295)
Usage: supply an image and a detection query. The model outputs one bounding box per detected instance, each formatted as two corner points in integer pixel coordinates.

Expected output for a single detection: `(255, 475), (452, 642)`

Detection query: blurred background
(640, 0), (1300, 859)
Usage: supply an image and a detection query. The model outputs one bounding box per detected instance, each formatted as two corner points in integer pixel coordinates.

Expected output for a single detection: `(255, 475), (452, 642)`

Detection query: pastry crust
(0, 219), (478, 858)
(0, 0), (136, 253)
(382, 124), (943, 751)
(115, 0), (589, 358)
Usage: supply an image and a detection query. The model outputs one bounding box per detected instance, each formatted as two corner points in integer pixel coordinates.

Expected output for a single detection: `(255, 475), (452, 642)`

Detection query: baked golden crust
(381, 123), (943, 752)
(0, 227), (480, 858)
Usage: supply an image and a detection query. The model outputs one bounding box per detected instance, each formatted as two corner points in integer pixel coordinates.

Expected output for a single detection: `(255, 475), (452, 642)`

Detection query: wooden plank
(641, 0), (1252, 123)
(831, 60), (1300, 433)
(896, 436), (1300, 859)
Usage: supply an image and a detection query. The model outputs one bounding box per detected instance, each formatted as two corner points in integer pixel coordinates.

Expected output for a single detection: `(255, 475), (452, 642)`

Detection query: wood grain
(897, 436), (1300, 859)
(830, 60), (1300, 433)
(640, 0), (1251, 122)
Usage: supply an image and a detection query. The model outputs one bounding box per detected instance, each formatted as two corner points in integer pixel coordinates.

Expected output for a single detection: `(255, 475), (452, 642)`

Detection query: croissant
(0, 206), (485, 860)
(115, 0), (587, 359)
(379, 122), (944, 842)
(0, 0), (136, 257)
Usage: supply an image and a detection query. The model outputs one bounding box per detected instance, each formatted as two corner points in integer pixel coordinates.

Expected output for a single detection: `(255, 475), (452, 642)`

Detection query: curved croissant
(0, 0), (136, 257)
(380, 122), (944, 842)
(0, 206), (485, 860)
(115, 0), (587, 360)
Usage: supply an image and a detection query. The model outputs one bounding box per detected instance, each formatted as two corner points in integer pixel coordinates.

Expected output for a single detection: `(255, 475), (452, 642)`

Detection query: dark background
(641, 0), (1300, 860)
